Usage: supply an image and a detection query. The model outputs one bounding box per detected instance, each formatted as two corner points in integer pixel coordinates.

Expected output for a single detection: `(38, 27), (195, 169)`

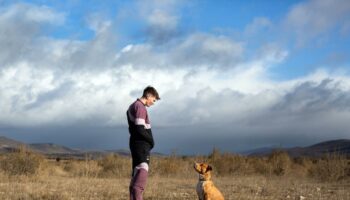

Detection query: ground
(0, 174), (348, 200)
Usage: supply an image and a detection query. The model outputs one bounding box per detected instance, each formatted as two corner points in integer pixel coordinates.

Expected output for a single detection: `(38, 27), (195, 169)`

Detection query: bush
(97, 154), (130, 178)
(63, 159), (101, 178)
(267, 150), (292, 176)
(249, 157), (271, 176)
(150, 154), (191, 177)
(309, 153), (349, 182)
(210, 154), (250, 176)
(0, 146), (44, 176)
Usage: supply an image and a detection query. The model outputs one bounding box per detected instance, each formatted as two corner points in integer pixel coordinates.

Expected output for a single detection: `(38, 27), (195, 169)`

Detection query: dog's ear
(206, 165), (212, 172)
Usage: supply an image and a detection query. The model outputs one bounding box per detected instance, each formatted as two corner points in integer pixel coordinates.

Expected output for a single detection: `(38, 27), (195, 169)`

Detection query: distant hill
(0, 136), (131, 159)
(29, 143), (80, 154)
(288, 139), (350, 157)
(2, 136), (349, 158)
(245, 139), (350, 157)
(0, 136), (28, 152)
(105, 149), (131, 156)
(240, 146), (280, 156)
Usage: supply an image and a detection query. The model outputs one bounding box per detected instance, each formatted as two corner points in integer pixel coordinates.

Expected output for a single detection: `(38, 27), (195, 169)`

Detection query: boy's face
(145, 95), (157, 107)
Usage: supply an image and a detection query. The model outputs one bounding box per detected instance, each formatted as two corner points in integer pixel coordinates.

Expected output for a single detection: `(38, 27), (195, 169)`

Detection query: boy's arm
(133, 105), (154, 148)
(134, 125), (154, 148)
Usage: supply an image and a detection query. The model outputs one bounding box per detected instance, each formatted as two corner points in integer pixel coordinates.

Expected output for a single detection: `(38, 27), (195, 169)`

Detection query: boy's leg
(129, 163), (149, 200)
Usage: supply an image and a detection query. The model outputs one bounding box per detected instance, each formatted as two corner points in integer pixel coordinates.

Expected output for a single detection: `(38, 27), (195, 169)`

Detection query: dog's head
(194, 162), (213, 180)
(194, 162), (212, 174)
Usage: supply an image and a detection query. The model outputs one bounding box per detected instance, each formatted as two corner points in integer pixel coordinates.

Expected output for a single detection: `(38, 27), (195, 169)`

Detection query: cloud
(170, 33), (244, 68)
(2, 2), (348, 132)
(86, 13), (113, 35)
(0, 3), (120, 72)
(273, 79), (350, 114)
(136, 0), (186, 44)
(1, 2), (350, 153)
(150, 73), (350, 153)
(254, 43), (289, 64)
(0, 3), (65, 24)
(0, 3), (66, 68)
(116, 33), (244, 69)
(340, 20), (350, 36)
(283, 0), (350, 46)
(244, 17), (273, 36)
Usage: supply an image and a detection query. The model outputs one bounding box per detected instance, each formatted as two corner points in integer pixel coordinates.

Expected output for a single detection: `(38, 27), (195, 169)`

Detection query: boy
(126, 86), (160, 200)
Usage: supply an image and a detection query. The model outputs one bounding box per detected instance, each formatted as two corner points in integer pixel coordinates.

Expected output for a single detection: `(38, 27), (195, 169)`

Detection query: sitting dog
(194, 162), (224, 200)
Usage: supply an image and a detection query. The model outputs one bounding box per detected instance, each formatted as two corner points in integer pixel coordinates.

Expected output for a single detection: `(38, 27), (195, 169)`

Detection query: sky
(0, 0), (350, 155)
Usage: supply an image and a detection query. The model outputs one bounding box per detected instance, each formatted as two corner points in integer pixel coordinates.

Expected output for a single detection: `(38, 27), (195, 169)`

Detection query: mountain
(2, 136), (349, 158)
(0, 136), (131, 159)
(246, 139), (350, 157)
(29, 143), (80, 154)
(0, 136), (83, 157)
(0, 136), (28, 152)
(240, 146), (279, 156)
(105, 149), (131, 156)
(288, 139), (350, 157)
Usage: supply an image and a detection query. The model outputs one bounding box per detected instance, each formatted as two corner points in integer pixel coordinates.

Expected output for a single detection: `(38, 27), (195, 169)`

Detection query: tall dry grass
(0, 147), (349, 199)
(97, 153), (130, 178)
(0, 146), (44, 176)
(0, 147), (348, 182)
(309, 153), (349, 182)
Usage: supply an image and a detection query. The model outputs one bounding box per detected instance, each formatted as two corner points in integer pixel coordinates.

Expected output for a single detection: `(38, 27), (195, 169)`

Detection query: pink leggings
(129, 168), (148, 200)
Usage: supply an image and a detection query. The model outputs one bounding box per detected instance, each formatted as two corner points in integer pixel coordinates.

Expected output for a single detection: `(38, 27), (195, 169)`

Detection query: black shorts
(130, 141), (151, 169)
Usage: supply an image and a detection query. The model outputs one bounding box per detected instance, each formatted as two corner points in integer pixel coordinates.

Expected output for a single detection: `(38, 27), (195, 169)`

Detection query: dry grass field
(0, 148), (349, 200)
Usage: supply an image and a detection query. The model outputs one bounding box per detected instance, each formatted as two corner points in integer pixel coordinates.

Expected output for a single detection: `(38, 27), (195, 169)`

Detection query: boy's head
(142, 86), (160, 107)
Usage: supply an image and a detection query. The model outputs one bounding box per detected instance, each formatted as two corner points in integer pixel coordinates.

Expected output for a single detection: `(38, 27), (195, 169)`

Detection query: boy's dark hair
(142, 86), (160, 100)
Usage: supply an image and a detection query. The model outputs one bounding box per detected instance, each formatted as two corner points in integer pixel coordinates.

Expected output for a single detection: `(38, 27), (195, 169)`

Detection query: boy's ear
(206, 165), (212, 172)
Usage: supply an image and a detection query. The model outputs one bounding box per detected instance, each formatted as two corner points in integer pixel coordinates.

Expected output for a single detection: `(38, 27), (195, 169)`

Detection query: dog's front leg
(204, 193), (211, 200)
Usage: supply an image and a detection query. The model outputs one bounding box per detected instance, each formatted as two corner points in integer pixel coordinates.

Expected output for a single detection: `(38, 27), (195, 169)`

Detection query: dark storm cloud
(272, 79), (350, 115)
(149, 78), (350, 154)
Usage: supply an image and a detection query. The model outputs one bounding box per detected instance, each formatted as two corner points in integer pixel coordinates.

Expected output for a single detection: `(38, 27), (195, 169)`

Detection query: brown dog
(194, 162), (224, 200)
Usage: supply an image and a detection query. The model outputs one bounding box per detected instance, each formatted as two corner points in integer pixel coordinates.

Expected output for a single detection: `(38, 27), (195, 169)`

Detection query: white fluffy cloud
(2, 32), (350, 132)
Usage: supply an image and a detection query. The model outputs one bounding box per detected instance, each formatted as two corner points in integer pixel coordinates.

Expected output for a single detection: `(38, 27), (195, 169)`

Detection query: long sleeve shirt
(126, 99), (154, 149)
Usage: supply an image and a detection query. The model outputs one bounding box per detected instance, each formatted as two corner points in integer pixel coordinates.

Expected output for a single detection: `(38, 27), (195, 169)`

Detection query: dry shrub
(42, 164), (68, 177)
(63, 158), (101, 178)
(267, 150), (292, 176)
(309, 153), (349, 182)
(0, 146), (44, 176)
(151, 157), (178, 176)
(195, 148), (293, 177)
(62, 161), (83, 176)
(2, 145), (347, 184)
(291, 157), (313, 178)
(209, 152), (250, 176)
(150, 155), (191, 177)
(97, 153), (130, 178)
(34, 159), (68, 177)
(248, 157), (271, 176)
